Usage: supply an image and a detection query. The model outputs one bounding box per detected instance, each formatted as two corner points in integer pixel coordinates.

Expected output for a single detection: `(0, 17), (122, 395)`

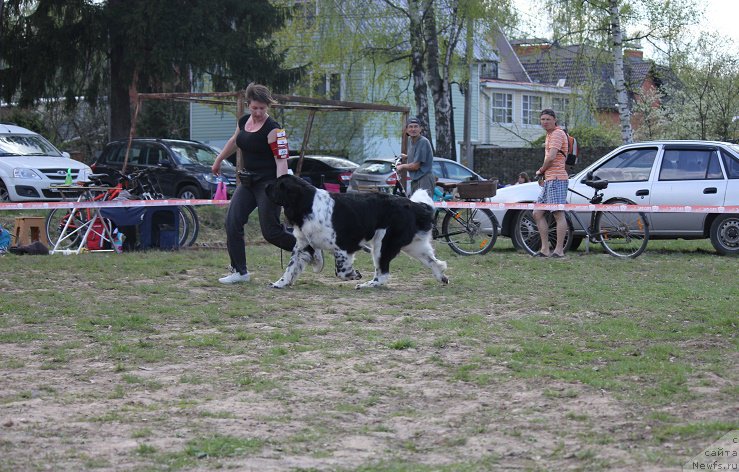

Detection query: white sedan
(490, 140), (739, 255)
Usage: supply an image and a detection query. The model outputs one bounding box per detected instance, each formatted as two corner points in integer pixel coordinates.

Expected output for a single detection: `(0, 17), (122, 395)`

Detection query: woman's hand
(211, 159), (222, 176)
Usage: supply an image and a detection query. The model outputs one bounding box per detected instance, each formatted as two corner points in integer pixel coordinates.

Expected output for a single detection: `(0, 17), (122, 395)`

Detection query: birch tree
(546, 0), (699, 144)
(275, 0), (514, 158)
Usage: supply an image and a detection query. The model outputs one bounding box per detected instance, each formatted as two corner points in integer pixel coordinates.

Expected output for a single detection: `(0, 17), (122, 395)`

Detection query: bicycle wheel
(441, 208), (498, 255)
(595, 206), (649, 258)
(46, 208), (88, 250)
(513, 209), (572, 256)
(177, 205), (199, 247)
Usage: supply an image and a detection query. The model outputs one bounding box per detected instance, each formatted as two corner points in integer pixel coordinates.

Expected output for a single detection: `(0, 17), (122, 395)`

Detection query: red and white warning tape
(433, 201), (739, 214)
(0, 198), (737, 214)
(0, 198), (229, 211)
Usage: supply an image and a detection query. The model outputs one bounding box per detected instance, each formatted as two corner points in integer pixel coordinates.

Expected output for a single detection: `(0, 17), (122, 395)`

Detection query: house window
(552, 97), (570, 127)
(522, 95), (542, 125)
(329, 73), (342, 101)
(492, 93), (512, 124)
(313, 73), (342, 100)
(480, 61), (498, 80)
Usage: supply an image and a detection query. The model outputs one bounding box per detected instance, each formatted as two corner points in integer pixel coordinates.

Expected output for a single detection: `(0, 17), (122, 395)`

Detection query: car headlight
(202, 173), (218, 184)
(13, 168), (43, 180)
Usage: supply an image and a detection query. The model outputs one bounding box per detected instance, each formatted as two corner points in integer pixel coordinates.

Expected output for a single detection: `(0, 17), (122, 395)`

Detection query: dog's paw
(440, 275), (449, 284)
(355, 279), (379, 289)
(270, 280), (288, 289)
(348, 270), (362, 280)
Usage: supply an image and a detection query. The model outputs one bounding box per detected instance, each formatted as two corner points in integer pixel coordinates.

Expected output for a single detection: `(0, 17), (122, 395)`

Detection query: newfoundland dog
(265, 175), (448, 289)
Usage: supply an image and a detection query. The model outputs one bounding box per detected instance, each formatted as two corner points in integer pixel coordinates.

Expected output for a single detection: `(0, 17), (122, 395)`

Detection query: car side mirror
(158, 158), (173, 168)
(62, 151), (71, 159)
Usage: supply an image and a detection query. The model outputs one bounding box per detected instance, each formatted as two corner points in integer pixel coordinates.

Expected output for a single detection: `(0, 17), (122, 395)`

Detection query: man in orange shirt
(532, 109), (569, 258)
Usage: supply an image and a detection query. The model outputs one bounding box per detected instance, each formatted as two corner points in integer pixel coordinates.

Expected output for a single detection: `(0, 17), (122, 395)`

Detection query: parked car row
(2, 123), (736, 254)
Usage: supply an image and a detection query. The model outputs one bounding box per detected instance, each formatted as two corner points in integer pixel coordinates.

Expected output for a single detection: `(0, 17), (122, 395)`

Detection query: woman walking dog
(211, 83), (321, 284)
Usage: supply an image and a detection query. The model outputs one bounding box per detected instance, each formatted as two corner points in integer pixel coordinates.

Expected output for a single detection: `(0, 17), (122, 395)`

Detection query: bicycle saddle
(584, 179), (609, 190)
(87, 173), (109, 181)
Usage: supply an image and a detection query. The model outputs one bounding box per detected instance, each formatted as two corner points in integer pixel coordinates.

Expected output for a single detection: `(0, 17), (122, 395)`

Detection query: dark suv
(91, 138), (236, 199)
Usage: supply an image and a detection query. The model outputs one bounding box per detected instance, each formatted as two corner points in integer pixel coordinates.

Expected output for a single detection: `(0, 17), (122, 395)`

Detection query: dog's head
(265, 174), (316, 207)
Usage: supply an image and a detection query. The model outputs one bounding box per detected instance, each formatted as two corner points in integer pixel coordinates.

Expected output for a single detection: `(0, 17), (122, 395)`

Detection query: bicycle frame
(566, 186), (601, 253)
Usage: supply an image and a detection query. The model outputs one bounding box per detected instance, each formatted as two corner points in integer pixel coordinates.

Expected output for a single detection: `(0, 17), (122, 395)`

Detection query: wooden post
(296, 110), (316, 177)
(122, 97), (141, 175)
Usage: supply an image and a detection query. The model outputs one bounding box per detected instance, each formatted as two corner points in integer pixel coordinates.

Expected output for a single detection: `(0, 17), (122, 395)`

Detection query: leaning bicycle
(391, 159), (498, 256)
(46, 169), (200, 250)
(514, 178), (649, 258)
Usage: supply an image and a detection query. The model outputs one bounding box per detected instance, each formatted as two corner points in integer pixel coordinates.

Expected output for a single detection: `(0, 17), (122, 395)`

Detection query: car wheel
(709, 214), (739, 256)
(177, 185), (201, 200)
(0, 180), (9, 202)
(569, 235), (583, 251)
(513, 209), (572, 255)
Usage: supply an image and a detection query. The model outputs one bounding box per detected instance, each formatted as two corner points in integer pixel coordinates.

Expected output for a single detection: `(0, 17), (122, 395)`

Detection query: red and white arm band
(270, 129), (289, 159)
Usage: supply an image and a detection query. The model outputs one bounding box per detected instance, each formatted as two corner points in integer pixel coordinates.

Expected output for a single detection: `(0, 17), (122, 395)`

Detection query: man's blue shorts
(537, 179), (568, 204)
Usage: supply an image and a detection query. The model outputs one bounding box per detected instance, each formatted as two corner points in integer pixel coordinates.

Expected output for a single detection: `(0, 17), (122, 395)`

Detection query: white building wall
(478, 84), (573, 147)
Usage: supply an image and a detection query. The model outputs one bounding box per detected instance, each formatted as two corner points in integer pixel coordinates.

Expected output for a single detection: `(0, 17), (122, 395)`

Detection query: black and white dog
(265, 175), (448, 289)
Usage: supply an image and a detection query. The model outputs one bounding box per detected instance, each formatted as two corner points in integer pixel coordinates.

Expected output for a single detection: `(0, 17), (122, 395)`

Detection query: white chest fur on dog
(293, 190), (338, 250)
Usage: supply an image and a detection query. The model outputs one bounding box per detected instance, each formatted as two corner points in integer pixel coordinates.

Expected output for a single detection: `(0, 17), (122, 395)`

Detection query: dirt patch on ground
(1, 248), (736, 471)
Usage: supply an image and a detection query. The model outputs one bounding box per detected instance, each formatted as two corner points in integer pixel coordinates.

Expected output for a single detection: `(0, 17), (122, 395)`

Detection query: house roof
(512, 42), (656, 110)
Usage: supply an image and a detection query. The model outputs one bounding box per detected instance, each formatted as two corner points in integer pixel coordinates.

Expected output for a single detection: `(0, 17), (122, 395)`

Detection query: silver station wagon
(490, 140), (739, 255)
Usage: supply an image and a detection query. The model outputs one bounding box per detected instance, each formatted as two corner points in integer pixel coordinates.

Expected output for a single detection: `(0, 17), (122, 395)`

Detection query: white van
(0, 123), (92, 202)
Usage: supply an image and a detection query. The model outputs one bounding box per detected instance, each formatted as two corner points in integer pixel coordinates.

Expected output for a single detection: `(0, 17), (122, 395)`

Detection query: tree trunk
(108, 40), (132, 141)
(424, 1), (453, 158)
(462, 16), (473, 168)
(609, 0), (633, 144)
(408, 0), (431, 141)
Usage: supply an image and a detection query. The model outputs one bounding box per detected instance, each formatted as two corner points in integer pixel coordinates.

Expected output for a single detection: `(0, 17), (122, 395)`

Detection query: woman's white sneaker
(219, 271), (251, 284)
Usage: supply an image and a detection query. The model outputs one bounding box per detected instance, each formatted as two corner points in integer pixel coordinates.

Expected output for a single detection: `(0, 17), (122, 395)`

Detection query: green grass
(0, 232), (736, 471)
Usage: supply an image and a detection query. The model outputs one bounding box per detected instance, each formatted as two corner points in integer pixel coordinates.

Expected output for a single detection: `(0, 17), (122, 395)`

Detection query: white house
(188, 26), (575, 161)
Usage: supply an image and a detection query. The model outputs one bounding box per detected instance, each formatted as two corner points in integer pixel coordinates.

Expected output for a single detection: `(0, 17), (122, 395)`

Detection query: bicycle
(514, 177), (650, 258)
(391, 159), (498, 256)
(121, 167), (200, 248)
(46, 169), (200, 250)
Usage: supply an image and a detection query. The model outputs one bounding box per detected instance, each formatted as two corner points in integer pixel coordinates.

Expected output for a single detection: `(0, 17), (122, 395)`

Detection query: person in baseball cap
(397, 116), (435, 197)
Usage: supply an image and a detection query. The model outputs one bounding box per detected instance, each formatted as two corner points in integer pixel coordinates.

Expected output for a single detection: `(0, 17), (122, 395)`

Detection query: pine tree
(1, 0), (294, 139)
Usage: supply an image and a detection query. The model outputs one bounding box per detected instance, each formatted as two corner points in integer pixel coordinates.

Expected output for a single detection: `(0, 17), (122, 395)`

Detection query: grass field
(0, 208), (737, 471)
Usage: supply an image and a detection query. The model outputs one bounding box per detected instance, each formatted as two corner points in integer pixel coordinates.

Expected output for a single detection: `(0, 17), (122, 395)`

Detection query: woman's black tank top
(235, 114), (280, 177)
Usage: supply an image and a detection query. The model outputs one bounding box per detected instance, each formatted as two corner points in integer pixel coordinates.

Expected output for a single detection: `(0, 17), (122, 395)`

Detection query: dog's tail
(410, 189), (434, 209)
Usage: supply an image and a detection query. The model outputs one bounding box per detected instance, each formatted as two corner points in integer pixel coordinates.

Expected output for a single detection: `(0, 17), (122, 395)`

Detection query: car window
(0, 134), (62, 157)
(298, 160), (316, 172)
(168, 142), (219, 166)
(721, 149), (739, 179)
(659, 148), (719, 181)
(444, 162), (474, 181)
(309, 157), (358, 169)
(592, 147), (657, 182)
(356, 160), (392, 174)
(145, 145), (168, 166)
(432, 161), (444, 178)
(706, 151), (724, 179)
(100, 144), (122, 163)
(113, 144), (142, 166)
